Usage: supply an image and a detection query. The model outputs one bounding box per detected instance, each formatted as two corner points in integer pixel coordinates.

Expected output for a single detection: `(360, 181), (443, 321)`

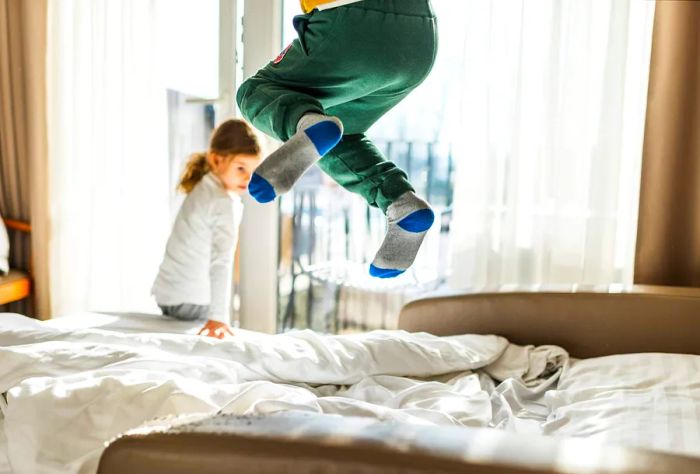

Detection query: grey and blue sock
(370, 192), (435, 278)
(248, 114), (343, 203)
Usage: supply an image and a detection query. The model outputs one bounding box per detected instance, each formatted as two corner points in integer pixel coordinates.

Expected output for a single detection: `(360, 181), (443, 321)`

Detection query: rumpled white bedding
(544, 352), (700, 458)
(0, 313), (565, 474)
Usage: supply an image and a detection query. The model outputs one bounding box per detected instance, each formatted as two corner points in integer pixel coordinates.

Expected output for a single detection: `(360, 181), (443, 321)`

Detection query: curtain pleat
(448, 0), (655, 289)
(0, 0), (50, 317)
(0, 0), (28, 222)
(47, 0), (170, 316)
(634, 1), (700, 287)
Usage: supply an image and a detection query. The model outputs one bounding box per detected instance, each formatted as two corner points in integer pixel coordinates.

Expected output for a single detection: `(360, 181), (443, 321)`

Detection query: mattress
(2, 311), (700, 474)
(1, 312), (557, 473)
(544, 352), (700, 458)
(43, 311), (205, 334)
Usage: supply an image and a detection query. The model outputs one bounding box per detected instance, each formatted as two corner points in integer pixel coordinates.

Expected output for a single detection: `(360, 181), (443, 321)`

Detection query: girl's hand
(197, 320), (234, 339)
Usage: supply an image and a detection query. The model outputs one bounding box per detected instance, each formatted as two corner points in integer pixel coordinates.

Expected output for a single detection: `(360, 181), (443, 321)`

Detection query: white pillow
(0, 214), (8, 275)
(543, 353), (700, 457)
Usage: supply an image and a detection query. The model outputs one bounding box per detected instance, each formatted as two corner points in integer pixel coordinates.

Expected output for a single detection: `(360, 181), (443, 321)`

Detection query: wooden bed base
(98, 286), (700, 474)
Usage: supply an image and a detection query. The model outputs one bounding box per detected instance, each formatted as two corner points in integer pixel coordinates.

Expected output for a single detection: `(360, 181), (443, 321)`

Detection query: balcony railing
(278, 139), (455, 333)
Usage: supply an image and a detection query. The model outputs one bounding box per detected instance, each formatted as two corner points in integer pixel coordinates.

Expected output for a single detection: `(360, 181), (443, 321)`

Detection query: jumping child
(237, 0), (438, 278)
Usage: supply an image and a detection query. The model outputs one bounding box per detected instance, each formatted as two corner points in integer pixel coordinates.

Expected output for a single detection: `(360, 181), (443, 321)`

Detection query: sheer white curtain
(47, 0), (170, 315)
(448, 0), (655, 289)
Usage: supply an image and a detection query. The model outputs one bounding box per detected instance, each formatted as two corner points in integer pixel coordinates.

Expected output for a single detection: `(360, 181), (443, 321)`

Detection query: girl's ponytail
(177, 119), (260, 194)
(178, 152), (210, 194)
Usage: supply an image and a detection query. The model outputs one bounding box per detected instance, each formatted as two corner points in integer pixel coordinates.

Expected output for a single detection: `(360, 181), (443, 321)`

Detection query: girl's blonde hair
(178, 119), (261, 194)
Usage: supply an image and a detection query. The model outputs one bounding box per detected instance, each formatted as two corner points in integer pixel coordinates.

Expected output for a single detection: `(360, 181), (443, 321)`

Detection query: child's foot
(370, 192), (434, 278)
(248, 114), (343, 203)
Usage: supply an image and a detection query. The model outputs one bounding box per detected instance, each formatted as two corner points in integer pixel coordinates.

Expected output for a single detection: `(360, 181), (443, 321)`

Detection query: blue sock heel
(248, 173), (277, 203)
(304, 120), (343, 156)
(397, 208), (435, 233)
(246, 116), (342, 203)
(369, 194), (435, 279)
(369, 264), (405, 279)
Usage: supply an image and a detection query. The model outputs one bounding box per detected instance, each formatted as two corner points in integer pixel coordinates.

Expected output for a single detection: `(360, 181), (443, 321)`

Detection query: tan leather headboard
(398, 286), (700, 358)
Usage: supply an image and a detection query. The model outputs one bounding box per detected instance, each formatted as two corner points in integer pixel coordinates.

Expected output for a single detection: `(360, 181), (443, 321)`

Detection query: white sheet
(485, 344), (569, 434)
(543, 352), (700, 458)
(7, 312), (700, 473)
(0, 312), (568, 474)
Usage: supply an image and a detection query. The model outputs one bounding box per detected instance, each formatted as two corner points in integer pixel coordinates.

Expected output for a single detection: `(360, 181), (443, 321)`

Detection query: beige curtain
(635, 0), (700, 287)
(0, 0), (50, 317)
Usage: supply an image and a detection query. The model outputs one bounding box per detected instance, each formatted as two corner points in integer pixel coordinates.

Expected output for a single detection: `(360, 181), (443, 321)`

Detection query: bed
(1, 285), (700, 473)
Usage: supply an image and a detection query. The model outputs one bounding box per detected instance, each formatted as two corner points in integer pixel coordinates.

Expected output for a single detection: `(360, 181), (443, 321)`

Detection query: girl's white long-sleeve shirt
(152, 173), (243, 323)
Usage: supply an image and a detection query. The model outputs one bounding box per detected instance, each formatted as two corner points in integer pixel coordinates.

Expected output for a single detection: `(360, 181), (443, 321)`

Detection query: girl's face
(208, 153), (261, 195)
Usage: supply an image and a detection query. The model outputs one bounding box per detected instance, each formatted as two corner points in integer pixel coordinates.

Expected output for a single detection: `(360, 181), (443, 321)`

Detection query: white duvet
(0, 313), (565, 474)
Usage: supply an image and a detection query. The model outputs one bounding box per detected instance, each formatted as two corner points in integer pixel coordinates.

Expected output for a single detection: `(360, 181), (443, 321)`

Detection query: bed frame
(400, 285), (700, 358)
(98, 286), (700, 474)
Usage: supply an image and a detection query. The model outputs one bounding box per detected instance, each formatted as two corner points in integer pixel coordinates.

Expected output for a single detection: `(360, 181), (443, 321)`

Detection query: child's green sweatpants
(236, 0), (437, 212)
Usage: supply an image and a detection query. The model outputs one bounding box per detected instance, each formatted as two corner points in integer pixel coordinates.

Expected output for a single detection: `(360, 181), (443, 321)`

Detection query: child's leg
(236, 74), (325, 143)
(236, 11), (348, 203)
(237, 1), (437, 205)
(237, 76), (344, 203)
(249, 115), (343, 203)
(159, 304), (209, 321)
(319, 1), (437, 277)
(317, 134), (413, 213)
(319, 135), (434, 278)
(239, 0), (438, 276)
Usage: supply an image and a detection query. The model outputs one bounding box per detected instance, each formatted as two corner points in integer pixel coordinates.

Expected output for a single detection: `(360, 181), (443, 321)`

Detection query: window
(275, 0), (654, 333)
(278, 0), (457, 332)
(48, 0), (238, 316)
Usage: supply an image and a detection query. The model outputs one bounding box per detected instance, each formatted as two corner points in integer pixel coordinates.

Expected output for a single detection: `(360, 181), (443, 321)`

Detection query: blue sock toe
(397, 208), (435, 233)
(248, 173), (277, 203)
(369, 264), (405, 279)
(304, 120), (343, 156)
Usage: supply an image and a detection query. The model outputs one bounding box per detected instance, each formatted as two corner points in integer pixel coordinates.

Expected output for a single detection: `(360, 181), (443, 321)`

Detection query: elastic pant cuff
(376, 177), (415, 213)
